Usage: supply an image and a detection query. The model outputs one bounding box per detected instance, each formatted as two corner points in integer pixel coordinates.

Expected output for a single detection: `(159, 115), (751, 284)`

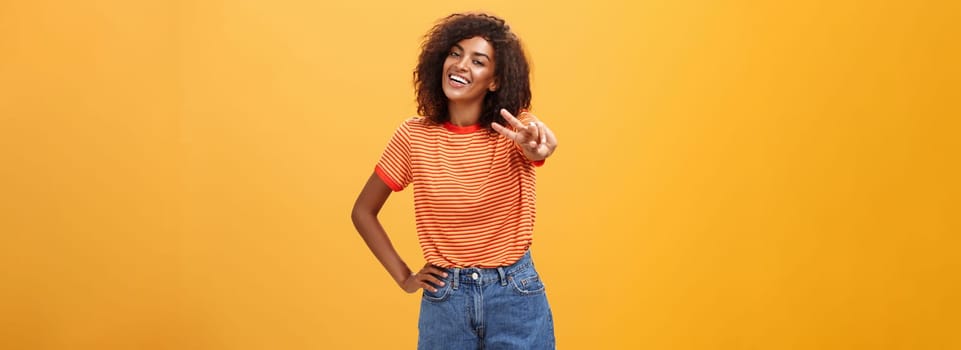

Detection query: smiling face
(441, 36), (498, 105)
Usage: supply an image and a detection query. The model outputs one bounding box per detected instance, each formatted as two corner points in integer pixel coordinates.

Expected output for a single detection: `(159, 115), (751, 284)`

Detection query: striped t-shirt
(375, 114), (544, 268)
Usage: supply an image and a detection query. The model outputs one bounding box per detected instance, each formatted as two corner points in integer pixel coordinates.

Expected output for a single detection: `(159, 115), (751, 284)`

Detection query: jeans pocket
(421, 277), (453, 303)
(509, 267), (546, 296)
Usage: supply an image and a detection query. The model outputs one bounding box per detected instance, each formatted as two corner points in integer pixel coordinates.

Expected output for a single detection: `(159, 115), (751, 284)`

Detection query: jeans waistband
(440, 250), (534, 289)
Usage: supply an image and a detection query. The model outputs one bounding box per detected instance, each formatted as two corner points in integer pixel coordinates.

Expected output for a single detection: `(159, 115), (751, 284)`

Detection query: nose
(454, 56), (469, 71)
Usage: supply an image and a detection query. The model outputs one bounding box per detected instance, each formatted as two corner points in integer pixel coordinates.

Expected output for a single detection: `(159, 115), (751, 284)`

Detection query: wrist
(394, 266), (413, 287)
(525, 151), (548, 165)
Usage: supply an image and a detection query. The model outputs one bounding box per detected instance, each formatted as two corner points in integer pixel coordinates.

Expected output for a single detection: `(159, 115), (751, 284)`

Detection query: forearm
(351, 211), (412, 287)
(351, 172), (415, 288)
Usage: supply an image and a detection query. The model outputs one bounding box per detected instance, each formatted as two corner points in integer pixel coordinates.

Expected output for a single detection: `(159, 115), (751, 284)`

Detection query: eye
(449, 51), (460, 57)
(473, 60), (484, 66)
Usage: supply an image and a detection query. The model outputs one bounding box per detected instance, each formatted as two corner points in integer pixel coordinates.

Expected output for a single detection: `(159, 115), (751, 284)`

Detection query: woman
(351, 12), (558, 349)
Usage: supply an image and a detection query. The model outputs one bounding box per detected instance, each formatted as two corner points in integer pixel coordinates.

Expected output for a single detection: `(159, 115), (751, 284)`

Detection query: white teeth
(449, 75), (469, 85)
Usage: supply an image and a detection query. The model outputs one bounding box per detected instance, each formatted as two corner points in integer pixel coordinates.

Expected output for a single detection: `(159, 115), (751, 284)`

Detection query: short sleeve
(374, 120), (414, 191)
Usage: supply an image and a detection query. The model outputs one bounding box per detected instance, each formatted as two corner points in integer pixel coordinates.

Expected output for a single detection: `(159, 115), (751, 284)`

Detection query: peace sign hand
(491, 109), (558, 162)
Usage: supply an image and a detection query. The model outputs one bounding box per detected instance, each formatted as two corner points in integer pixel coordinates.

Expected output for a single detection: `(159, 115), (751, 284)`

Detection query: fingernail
(439, 282), (445, 286)
(443, 273), (448, 277)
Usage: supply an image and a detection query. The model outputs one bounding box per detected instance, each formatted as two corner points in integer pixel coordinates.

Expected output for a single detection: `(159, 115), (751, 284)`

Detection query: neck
(448, 100), (483, 126)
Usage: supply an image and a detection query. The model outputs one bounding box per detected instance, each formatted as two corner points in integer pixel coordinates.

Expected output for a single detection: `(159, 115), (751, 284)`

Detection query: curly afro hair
(414, 13), (531, 130)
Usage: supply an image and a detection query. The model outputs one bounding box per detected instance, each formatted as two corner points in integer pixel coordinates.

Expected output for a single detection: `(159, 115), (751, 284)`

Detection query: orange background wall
(1, 1), (958, 349)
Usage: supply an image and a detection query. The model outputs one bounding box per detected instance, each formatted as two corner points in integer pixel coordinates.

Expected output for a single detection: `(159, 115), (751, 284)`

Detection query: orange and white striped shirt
(375, 114), (544, 268)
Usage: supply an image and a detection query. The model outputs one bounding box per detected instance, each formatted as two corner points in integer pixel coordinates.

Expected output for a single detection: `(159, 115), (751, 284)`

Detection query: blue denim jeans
(418, 250), (555, 350)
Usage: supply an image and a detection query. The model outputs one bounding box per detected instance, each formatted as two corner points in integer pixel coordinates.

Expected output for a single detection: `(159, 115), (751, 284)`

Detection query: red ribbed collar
(442, 121), (483, 134)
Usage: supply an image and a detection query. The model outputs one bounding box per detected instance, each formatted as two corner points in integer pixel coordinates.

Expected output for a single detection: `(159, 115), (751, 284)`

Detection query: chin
(443, 90), (478, 102)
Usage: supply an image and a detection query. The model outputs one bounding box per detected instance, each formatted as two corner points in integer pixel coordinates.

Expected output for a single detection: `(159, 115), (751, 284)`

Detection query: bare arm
(351, 172), (447, 293)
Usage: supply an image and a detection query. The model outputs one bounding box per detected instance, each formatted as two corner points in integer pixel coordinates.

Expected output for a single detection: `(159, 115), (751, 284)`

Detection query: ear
(489, 80), (498, 92)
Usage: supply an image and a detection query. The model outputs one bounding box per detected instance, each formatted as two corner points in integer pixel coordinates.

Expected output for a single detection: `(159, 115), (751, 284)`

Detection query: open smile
(448, 74), (470, 87)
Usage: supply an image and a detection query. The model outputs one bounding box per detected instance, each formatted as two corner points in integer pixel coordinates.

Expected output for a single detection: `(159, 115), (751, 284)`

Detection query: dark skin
(350, 109), (557, 294)
(351, 173), (448, 293)
(352, 37), (557, 294)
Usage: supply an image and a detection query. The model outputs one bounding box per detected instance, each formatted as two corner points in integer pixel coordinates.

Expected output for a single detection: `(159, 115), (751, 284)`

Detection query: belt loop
(451, 268), (460, 290)
(497, 267), (507, 286)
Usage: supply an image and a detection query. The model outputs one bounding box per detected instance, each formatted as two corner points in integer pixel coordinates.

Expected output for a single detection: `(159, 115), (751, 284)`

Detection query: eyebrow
(453, 44), (491, 61)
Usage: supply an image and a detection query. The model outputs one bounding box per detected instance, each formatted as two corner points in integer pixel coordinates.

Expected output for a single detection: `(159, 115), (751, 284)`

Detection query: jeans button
(471, 272), (479, 280)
